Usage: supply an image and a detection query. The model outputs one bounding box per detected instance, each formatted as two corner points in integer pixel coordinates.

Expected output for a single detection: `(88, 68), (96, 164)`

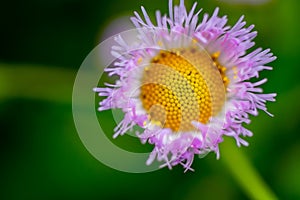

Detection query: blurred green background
(1, 0), (299, 199)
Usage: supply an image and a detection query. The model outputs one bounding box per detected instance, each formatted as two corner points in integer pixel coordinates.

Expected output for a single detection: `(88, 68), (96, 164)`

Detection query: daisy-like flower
(94, 0), (276, 171)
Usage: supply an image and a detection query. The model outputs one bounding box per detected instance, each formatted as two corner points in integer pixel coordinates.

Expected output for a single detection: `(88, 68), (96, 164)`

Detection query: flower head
(94, 0), (276, 171)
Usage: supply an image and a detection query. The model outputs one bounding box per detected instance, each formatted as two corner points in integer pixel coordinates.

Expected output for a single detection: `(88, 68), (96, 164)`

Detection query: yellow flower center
(140, 47), (227, 132)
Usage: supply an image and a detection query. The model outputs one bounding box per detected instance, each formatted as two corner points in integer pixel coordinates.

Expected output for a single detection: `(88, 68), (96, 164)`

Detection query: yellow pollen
(140, 47), (228, 132)
(211, 51), (230, 87)
(137, 57), (143, 64)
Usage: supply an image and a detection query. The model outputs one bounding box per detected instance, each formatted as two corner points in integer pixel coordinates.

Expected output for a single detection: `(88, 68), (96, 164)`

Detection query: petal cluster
(94, 0), (276, 171)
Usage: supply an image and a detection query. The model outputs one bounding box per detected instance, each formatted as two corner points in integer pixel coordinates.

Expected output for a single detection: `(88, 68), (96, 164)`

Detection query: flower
(94, 0), (276, 171)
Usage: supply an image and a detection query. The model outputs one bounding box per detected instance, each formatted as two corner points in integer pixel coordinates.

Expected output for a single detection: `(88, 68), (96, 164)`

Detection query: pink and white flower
(94, 0), (276, 171)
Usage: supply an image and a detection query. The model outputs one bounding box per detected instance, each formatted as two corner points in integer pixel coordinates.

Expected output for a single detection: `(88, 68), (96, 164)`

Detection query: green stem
(221, 139), (278, 200)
